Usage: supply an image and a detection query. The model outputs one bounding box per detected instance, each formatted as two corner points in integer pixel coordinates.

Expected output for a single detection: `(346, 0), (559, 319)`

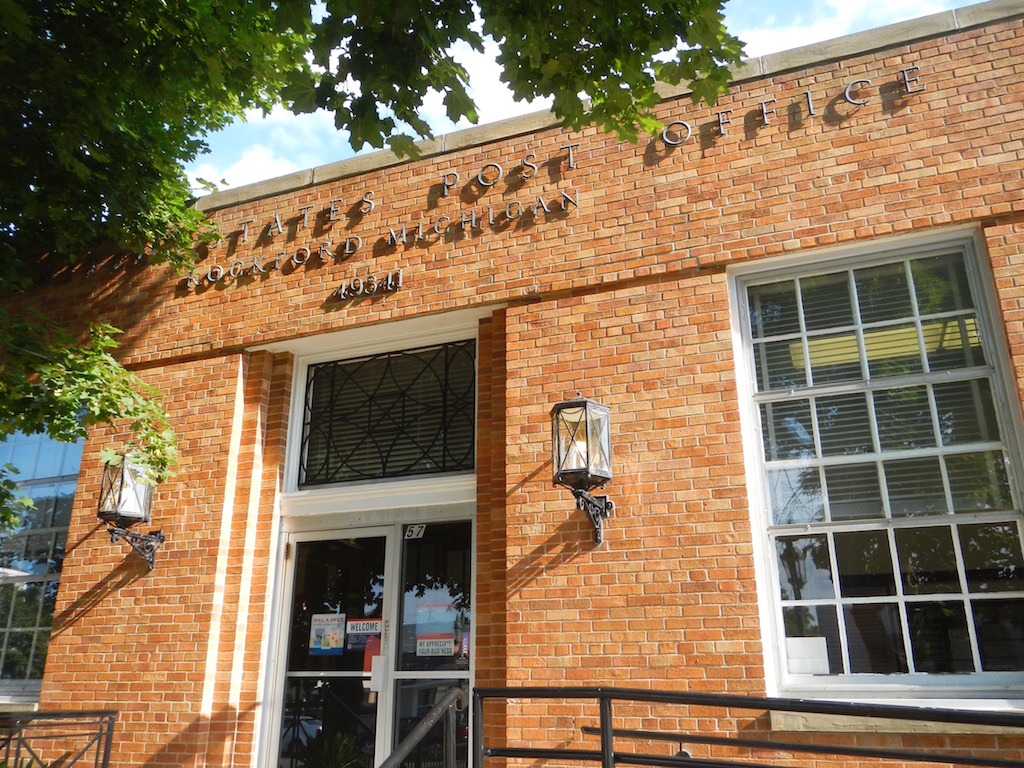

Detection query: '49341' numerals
(334, 269), (403, 299)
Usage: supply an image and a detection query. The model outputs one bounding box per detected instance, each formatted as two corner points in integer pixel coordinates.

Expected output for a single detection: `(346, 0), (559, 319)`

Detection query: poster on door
(416, 603), (456, 657)
(309, 613), (347, 655)
(345, 618), (382, 653)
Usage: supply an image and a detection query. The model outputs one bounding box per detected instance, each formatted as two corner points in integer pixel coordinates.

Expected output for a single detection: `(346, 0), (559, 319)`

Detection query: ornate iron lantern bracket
(108, 527), (165, 571)
(573, 489), (614, 544)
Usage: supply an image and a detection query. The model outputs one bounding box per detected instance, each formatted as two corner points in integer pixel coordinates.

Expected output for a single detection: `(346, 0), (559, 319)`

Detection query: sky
(185, 0), (971, 192)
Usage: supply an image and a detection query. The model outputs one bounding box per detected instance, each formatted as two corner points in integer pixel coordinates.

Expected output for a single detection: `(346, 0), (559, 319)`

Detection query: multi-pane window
(742, 245), (1024, 689)
(300, 341), (476, 486)
(0, 432), (82, 689)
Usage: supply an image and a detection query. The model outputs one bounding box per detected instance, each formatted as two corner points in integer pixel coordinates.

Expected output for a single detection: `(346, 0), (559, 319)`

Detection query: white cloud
(414, 38), (552, 135)
(188, 144), (307, 191)
(460, 39), (552, 124)
(729, 0), (963, 57)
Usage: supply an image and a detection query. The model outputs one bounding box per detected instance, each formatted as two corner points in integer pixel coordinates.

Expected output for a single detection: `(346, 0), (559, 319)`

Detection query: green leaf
(387, 134), (421, 160)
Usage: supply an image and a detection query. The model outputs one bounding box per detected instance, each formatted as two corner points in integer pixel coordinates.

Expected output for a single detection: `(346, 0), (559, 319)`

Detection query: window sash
(741, 245), (1024, 689)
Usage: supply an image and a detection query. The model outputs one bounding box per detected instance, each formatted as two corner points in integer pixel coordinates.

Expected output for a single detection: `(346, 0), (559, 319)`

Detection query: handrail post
(599, 693), (614, 768)
(473, 690), (484, 768)
(379, 686), (465, 768)
(99, 712), (116, 768)
(444, 698), (457, 768)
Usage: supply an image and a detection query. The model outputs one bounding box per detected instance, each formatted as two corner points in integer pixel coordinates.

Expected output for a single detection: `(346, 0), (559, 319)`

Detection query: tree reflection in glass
(776, 536), (833, 601)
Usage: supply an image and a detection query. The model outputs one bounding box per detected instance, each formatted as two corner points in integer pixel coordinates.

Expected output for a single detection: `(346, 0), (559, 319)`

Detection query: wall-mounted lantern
(97, 456), (165, 570)
(550, 395), (614, 544)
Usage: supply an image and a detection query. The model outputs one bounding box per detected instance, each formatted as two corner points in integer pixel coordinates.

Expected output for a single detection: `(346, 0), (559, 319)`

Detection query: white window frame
(729, 229), (1024, 705)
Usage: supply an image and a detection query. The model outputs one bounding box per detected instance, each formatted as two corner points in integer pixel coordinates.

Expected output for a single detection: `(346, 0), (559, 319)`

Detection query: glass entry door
(277, 521), (471, 768)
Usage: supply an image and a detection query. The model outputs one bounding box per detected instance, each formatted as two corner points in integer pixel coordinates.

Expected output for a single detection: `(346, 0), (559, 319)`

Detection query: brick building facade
(5, 2), (1024, 766)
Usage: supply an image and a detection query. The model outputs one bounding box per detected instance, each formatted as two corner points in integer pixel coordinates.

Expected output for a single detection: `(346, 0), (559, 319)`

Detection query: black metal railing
(381, 687), (466, 768)
(0, 710), (116, 768)
(473, 687), (1024, 768)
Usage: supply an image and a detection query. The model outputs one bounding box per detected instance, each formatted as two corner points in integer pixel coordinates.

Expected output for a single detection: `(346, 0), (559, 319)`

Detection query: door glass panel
(398, 523), (471, 673)
(394, 680), (469, 768)
(281, 678), (376, 768)
(279, 538), (386, 768)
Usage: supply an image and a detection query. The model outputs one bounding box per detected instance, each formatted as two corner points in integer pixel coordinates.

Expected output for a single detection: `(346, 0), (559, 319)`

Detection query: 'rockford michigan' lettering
(185, 190), (579, 290)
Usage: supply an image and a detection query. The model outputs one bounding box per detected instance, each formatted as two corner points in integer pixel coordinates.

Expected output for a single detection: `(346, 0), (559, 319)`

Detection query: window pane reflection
(783, 606), (842, 675)
(907, 601), (973, 673)
(807, 332), (864, 384)
(884, 458), (946, 516)
(845, 603), (908, 673)
(768, 468), (823, 525)
(755, 340), (807, 392)
(776, 536), (833, 600)
(801, 273), (853, 331)
(895, 527), (959, 595)
(856, 262), (912, 324)
(835, 531), (895, 597)
(875, 386), (933, 451)
(398, 523), (471, 673)
(973, 600), (1024, 671)
(825, 464), (883, 520)
(760, 401), (815, 461)
(947, 452), (1012, 513)
(934, 380), (1000, 445)
(749, 281), (801, 338)
(817, 394), (872, 456)
(959, 523), (1024, 593)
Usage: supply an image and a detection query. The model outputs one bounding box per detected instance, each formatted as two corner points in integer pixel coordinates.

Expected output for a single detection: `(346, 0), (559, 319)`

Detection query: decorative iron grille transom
(300, 340), (476, 486)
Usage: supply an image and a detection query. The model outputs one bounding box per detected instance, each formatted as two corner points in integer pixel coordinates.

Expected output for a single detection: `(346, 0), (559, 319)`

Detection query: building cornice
(195, 0), (1024, 214)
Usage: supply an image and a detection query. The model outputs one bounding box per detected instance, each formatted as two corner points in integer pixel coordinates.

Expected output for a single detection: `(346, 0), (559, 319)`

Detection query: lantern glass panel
(98, 460), (153, 526)
(589, 409), (612, 476)
(552, 400), (612, 491)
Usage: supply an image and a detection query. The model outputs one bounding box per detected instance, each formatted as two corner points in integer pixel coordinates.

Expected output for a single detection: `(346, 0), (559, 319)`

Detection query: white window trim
(728, 227), (1024, 709)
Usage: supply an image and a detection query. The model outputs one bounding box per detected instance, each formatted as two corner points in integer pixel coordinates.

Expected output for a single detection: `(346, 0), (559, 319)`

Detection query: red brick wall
(39, 351), (292, 766)
(502, 276), (753, 691)
(12, 14), (1024, 767)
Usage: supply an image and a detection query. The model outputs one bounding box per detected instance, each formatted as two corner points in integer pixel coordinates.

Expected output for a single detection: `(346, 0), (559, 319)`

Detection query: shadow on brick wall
(132, 703), (258, 768)
(50, 556), (149, 640)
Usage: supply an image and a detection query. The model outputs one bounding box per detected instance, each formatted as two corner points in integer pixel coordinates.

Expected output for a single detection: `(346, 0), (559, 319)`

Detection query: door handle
(369, 654), (386, 692)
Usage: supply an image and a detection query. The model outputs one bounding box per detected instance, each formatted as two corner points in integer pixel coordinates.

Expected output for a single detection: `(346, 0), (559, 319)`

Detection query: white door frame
(259, 500), (475, 768)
